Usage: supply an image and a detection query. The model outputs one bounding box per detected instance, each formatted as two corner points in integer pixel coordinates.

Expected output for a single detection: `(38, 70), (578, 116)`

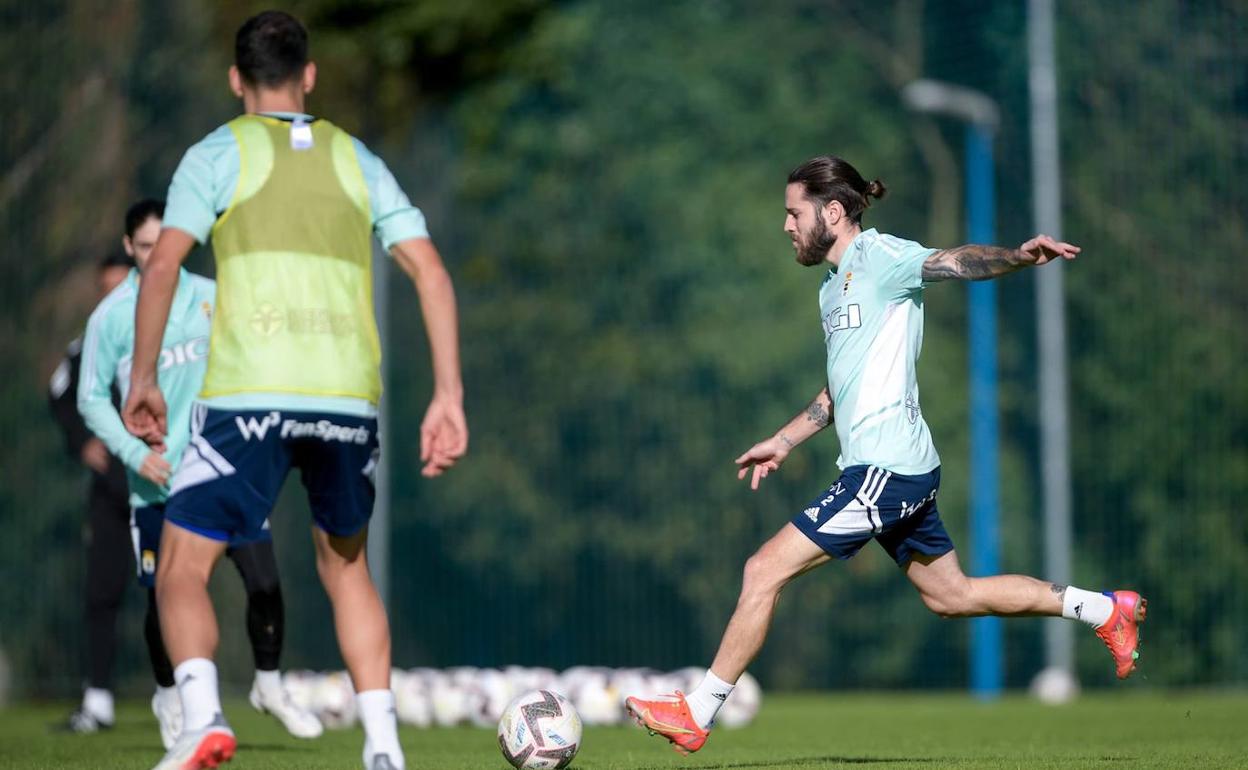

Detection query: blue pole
(966, 123), (1002, 699)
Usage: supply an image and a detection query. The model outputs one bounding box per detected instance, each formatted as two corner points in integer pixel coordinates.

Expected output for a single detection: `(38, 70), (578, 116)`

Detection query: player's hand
(1019, 234), (1080, 267)
(735, 436), (791, 491)
(122, 379), (168, 453)
(80, 438), (110, 474)
(420, 394), (468, 478)
(138, 451), (172, 486)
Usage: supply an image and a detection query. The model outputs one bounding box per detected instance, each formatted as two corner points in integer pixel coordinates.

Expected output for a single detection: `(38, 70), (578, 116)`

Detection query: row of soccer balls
(282, 666), (761, 730)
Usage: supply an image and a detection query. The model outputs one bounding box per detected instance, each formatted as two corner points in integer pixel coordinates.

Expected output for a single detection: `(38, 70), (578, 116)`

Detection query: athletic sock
(1062, 586), (1115, 628)
(154, 684), (180, 712)
(175, 658), (223, 732)
(82, 687), (115, 725)
(254, 668), (284, 700)
(357, 689), (404, 769)
(685, 670), (735, 729)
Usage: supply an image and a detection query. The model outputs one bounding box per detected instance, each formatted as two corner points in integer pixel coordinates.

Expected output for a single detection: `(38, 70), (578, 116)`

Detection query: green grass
(3, 692), (1247, 769)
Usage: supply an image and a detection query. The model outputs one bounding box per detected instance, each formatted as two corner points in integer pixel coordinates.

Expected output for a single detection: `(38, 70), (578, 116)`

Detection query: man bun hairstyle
(124, 198), (165, 238)
(235, 10), (309, 88)
(788, 155), (887, 224)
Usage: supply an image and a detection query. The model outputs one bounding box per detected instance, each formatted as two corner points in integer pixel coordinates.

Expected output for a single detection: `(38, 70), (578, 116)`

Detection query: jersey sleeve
(865, 233), (936, 298)
(164, 125), (239, 244)
(77, 306), (151, 473)
(352, 137), (429, 250)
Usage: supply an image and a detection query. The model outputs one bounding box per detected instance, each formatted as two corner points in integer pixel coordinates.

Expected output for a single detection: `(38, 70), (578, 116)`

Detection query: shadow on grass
(114, 741), (318, 754)
(641, 758), (934, 769)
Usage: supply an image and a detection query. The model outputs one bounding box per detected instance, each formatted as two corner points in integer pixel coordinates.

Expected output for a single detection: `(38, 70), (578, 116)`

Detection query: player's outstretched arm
(122, 228), (196, 450)
(735, 387), (833, 490)
(921, 234), (1080, 282)
(392, 237), (468, 478)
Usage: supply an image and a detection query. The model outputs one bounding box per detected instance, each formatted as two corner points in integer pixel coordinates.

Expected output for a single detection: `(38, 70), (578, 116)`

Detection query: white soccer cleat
(250, 682), (324, 739)
(362, 740), (404, 770)
(150, 713), (235, 770)
(152, 689), (185, 750)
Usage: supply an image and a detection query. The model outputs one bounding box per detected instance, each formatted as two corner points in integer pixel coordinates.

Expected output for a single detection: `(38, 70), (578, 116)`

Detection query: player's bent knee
(740, 552), (788, 598)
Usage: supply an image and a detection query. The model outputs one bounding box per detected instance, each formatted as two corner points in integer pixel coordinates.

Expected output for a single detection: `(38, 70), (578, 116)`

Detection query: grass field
(3, 692), (1247, 769)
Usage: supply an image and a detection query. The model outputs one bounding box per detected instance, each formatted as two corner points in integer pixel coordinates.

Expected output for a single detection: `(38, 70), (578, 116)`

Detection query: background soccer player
(48, 251), (133, 734)
(79, 199), (321, 750)
(122, 12), (467, 770)
(625, 156), (1146, 755)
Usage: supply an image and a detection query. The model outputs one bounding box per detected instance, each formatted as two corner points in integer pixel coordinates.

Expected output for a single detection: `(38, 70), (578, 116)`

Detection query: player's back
(202, 114), (380, 406)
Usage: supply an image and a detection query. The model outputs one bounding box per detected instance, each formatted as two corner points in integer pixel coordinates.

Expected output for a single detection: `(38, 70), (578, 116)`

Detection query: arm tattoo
(922, 244), (1027, 282)
(805, 400), (831, 427)
(778, 433), (796, 449)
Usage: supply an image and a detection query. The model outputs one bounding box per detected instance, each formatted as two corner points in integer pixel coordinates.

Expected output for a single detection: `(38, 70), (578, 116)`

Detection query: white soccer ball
(1030, 666), (1080, 705)
(497, 690), (582, 769)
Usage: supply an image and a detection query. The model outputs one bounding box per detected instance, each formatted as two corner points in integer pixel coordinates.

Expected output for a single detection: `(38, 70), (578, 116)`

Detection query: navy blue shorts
(165, 405), (380, 543)
(791, 465), (954, 565)
(130, 503), (272, 587)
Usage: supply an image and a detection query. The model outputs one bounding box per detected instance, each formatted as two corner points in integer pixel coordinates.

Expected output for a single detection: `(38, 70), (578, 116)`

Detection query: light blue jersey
(819, 228), (941, 475)
(162, 111), (429, 419)
(78, 268), (216, 506)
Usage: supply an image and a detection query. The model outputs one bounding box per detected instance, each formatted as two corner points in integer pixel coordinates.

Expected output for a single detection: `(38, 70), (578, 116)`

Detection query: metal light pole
(1029, 0), (1077, 700)
(902, 79), (1003, 699)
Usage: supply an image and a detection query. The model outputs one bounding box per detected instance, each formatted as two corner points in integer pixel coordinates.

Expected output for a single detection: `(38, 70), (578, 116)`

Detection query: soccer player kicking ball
(123, 12), (467, 770)
(625, 156), (1145, 755)
(79, 200), (322, 749)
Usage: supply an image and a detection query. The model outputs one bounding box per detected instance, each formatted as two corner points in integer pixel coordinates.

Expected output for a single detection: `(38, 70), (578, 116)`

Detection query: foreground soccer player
(626, 156), (1145, 755)
(80, 201), (322, 749)
(123, 12), (466, 770)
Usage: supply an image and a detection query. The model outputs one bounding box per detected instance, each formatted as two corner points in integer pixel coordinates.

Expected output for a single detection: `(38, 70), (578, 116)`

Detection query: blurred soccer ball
(314, 671), (357, 728)
(717, 671), (761, 728)
(497, 690), (582, 769)
(1030, 666), (1080, 704)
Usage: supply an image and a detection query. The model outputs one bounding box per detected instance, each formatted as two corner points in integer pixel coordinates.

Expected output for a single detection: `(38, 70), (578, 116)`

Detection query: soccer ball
(497, 690), (582, 769)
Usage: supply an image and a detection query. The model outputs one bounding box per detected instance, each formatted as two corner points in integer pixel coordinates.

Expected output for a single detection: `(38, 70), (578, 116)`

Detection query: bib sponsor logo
(842, 271), (854, 296)
(250, 303), (285, 336)
(822, 303), (862, 336)
(280, 418), (371, 444)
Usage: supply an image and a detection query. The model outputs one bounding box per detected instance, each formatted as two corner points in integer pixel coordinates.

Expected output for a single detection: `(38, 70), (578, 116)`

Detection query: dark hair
(124, 199), (165, 238)
(235, 11), (309, 87)
(787, 156), (887, 224)
(99, 251), (136, 271)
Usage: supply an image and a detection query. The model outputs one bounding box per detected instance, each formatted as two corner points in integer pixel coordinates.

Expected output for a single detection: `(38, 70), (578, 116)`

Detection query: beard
(794, 216), (836, 266)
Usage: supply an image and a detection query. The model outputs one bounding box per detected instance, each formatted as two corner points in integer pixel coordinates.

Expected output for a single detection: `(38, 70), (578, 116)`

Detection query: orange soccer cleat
(624, 691), (710, 755)
(1095, 590), (1148, 679)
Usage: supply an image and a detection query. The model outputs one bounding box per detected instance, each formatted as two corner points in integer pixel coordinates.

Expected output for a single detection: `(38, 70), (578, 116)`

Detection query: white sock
(685, 670), (735, 729)
(155, 684), (180, 710)
(254, 669), (284, 698)
(175, 658), (223, 731)
(83, 687), (115, 724)
(1062, 586), (1115, 627)
(357, 689), (404, 769)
